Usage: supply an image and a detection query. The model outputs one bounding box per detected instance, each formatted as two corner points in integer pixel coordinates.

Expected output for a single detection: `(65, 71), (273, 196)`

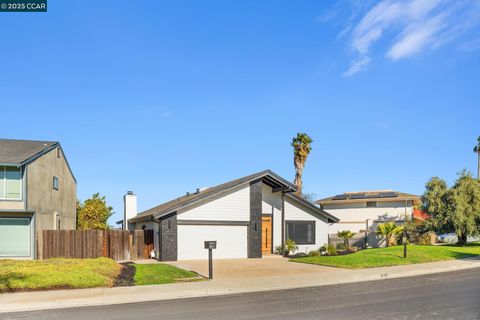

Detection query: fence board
(39, 229), (150, 260)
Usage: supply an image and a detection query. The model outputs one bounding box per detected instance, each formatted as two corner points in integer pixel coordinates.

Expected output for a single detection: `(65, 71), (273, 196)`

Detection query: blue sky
(1, 0), (479, 225)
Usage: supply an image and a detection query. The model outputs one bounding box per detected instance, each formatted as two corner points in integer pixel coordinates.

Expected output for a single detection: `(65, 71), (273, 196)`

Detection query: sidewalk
(1, 257), (479, 314)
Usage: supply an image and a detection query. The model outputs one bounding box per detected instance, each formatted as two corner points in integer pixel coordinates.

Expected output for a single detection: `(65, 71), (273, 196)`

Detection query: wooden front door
(262, 216), (272, 254)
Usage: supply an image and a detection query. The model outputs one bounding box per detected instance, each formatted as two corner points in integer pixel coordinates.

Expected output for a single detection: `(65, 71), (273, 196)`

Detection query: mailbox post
(204, 241), (217, 279)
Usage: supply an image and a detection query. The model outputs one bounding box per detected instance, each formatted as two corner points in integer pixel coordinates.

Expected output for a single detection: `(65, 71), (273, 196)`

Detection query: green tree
(77, 193), (114, 230)
(474, 136), (480, 179)
(337, 230), (356, 249)
(423, 171), (480, 245)
(422, 177), (449, 233)
(291, 133), (313, 195)
(375, 222), (404, 247)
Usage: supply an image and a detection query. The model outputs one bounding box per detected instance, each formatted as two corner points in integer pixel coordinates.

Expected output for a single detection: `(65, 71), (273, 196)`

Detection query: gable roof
(0, 138), (58, 165)
(0, 138), (77, 183)
(129, 170), (337, 223)
(316, 190), (420, 205)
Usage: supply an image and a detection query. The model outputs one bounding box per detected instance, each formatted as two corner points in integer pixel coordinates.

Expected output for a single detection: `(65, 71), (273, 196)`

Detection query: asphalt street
(2, 268), (480, 320)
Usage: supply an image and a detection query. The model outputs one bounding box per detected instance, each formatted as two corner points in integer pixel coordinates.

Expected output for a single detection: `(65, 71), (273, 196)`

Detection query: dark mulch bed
(336, 250), (357, 256)
(114, 262), (135, 287)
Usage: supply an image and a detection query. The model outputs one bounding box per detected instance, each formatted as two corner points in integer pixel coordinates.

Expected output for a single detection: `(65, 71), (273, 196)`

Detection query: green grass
(134, 264), (200, 285)
(0, 258), (121, 293)
(290, 243), (480, 269)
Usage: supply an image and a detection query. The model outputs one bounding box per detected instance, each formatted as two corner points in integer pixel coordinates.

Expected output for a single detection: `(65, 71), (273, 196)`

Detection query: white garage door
(177, 225), (248, 260)
(0, 217), (32, 258)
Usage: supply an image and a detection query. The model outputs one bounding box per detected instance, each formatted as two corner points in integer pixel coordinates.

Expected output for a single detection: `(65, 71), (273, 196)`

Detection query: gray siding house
(0, 139), (77, 259)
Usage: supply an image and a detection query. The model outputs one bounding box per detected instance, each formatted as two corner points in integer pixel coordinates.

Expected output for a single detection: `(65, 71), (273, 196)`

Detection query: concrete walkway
(1, 257), (480, 314)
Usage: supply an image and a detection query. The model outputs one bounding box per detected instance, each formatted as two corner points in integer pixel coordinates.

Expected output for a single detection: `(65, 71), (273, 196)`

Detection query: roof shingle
(0, 138), (58, 164)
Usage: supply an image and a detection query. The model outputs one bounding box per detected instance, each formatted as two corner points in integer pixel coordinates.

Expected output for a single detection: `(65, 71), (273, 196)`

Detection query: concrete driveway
(166, 255), (336, 280)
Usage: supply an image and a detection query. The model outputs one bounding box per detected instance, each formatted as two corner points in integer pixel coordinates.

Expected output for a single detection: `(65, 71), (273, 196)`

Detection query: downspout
(281, 191), (285, 251)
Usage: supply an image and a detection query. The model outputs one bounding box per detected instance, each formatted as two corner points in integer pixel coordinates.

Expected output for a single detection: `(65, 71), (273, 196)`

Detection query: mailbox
(204, 241), (217, 250)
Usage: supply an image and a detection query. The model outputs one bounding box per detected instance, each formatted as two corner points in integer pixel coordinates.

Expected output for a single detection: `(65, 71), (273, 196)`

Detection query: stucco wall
(0, 201), (24, 210)
(26, 147), (76, 231)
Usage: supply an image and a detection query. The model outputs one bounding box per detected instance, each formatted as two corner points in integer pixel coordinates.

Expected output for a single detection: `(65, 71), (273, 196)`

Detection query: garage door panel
(177, 225), (247, 260)
(0, 218), (32, 257)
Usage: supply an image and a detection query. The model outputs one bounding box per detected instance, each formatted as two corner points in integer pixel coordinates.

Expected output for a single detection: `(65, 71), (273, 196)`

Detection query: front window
(0, 166), (22, 200)
(53, 176), (59, 190)
(286, 221), (315, 244)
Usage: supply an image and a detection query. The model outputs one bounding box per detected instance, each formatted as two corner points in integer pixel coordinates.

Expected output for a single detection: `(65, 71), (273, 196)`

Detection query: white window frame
(0, 166), (23, 200)
(53, 176), (59, 190)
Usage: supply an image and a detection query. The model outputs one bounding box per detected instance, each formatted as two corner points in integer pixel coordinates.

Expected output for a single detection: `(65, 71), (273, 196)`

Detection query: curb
(1, 258), (479, 314)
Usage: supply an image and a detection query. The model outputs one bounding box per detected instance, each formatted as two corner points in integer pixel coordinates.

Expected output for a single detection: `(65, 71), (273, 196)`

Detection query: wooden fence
(37, 229), (155, 261)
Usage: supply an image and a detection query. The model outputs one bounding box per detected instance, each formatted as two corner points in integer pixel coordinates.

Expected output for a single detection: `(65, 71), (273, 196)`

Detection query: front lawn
(290, 243), (480, 269)
(0, 258), (120, 292)
(134, 263), (200, 285)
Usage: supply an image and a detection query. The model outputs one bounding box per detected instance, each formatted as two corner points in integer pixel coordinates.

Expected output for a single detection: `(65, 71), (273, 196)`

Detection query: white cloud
(387, 14), (445, 60)
(339, 0), (480, 75)
(342, 56), (372, 77)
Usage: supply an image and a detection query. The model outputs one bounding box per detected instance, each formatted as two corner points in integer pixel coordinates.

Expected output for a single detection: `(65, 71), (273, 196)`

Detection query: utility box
(204, 241), (217, 250)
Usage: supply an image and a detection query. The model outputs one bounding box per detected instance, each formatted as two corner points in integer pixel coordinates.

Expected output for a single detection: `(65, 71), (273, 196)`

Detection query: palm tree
(375, 222), (404, 247)
(337, 230), (356, 249)
(291, 133), (313, 195)
(474, 136), (480, 179)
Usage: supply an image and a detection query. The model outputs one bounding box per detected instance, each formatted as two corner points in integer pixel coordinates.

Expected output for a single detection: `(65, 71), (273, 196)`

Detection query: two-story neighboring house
(316, 190), (420, 237)
(0, 139), (77, 259)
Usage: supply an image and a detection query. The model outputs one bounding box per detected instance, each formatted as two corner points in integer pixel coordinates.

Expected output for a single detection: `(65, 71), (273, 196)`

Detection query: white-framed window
(53, 176), (59, 190)
(0, 166), (22, 200)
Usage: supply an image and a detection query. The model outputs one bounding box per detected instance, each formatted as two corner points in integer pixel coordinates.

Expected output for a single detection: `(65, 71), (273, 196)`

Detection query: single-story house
(128, 170), (338, 261)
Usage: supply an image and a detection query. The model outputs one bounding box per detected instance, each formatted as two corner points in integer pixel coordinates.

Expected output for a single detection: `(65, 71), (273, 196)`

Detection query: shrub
(326, 244), (337, 256)
(417, 232), (434, 245)
(308, 250), (320, 257)
(336, 242), (346, 250)
(285, 239), (298, 255)
(275, 245), (284, 255)
(318, 244), (327, 255)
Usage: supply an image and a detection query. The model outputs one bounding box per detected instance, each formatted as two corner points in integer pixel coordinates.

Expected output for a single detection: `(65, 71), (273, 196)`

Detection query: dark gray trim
(0, 209), (35, 213)
(177, 220), (250, 226)
(272, 186), (291, 193)
(285, 220), (316, 245)
(270, 205), (274, 254)
(159, 212), (177, 261)
(281, 192), (285, 250)
(24, 164), (28, 210)
(248, 179), (262, 258)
